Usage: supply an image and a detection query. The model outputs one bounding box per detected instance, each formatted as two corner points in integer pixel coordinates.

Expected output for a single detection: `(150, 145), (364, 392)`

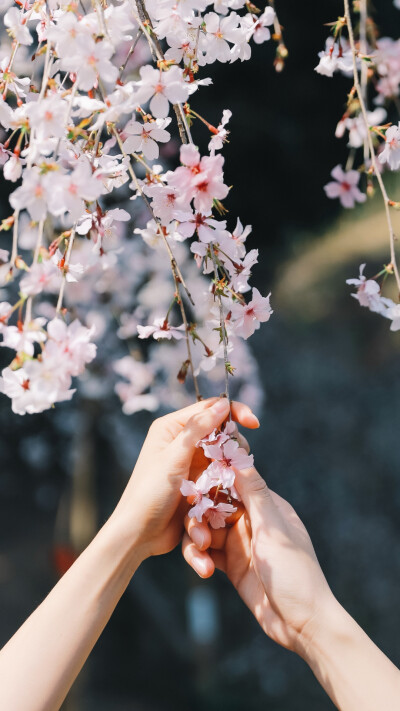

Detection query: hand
(182, 463), (336, 655)
(110, 397), (260, 562)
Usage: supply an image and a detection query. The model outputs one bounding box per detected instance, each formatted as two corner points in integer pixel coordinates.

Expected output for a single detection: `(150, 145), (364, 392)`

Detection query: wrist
(294, 593), (347, 664)
(100, 511), (147, 575)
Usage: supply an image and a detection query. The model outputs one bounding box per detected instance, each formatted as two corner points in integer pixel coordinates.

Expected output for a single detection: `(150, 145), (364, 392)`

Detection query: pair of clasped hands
(3, 396), (399, 711)
(117, 396), (332, 655)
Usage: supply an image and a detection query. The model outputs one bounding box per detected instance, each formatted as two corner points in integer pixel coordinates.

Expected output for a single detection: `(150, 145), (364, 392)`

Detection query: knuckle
(248, 474), (270, 497)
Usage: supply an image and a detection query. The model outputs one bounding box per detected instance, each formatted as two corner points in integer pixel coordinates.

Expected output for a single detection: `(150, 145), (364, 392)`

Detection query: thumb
(234, 466), (276, 528)
(170, 397), (230, 463)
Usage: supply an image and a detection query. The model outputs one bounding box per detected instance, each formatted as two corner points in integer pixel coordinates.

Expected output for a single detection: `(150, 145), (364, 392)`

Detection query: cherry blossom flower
(52, 249), (87, 283)
(4, 7), (33, 45)
(45, 318), (97, 377)
(196, 427), (230, 458)
(386, 303), (400, 330)
(28, 95), (68, 141)
(180, 477), (210, 501)
(1, 318), (47, 356)
(47, 160), (106, 222)
(137, 317), (186, 340)
(4, 155), (22, 182)
(187, 494), (214, 523)
(206, 502), (237, 529)
(68, 36), (118, 91)
(202, 11), (240, 63)
(378, 123), (400, 171)
(246, 7), (275, 45)
(10, 167), (51, 221)
(134, 65), (190, 118)
(176, 211), (229, 243)
(0, 361), (74, 416)
(168, 144), (229, 213)
(20, 261), (61, 297)
(227, 248), (259, 293)
(324, 165), (367, 209)
(208, 109), (232, 153)
(197, 458), (236, 489)
(122, 118), (171, 160)
(315, 38), (354, 78)
(335, 109), (387, 149)
(346, 264), (390, 314)
(0, 58), (30, 99)
(220, 437), (254, 469)
(231, 288), (272, 339)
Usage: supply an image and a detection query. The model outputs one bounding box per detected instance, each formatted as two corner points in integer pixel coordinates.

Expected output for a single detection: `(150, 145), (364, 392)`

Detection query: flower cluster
(0, 0), (283, 416)
(180, 420), (253, 528)
(0, 317), (96, 415)
(316, 3), (400, 329)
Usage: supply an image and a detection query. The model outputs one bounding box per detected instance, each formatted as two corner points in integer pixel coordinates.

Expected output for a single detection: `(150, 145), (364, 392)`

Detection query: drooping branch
(344, 0), (400, 295)
(133, 0), (192, 145)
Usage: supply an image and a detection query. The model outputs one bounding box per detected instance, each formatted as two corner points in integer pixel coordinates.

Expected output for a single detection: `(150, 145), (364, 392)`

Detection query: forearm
(299, 599), (400, 711)
(0, 514), (143, 711)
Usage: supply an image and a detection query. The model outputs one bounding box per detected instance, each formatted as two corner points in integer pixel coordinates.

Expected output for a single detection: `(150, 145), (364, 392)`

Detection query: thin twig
(110, 124), (201, 398)
(132, 0), (192, 144)
(344, 0), (400, 294)
(25, 218), (45, 324)
(211, 248), (230, 405)
(56, 229), (76, 313)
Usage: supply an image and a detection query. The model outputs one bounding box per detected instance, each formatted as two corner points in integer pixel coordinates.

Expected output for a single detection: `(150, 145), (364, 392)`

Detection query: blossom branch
(344, 0), (400, 295)
(133, 0), (192, 144)
(110, 125), (201, 399)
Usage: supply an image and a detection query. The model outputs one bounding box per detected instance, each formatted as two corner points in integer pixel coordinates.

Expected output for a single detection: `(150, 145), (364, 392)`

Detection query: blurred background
(1, 1), (400, 709)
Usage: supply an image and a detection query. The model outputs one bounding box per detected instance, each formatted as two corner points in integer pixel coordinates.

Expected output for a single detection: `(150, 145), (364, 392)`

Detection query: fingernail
(212, 398), (230, 414)
(192, 555), (208, 577)
(250, 414), (260, 427)
(191, 527), (205, 549)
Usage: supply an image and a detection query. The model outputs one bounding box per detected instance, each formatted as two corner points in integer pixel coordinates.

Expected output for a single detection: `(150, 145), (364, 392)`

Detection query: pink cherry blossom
(346, 264), (390, 315)
(137, 317), (186, 340)
(324, 165), (367, 209)
(134, 65), (190, 118)
(208, 109), (232, 153)
(378, 123), (400, 171)
(20, 261), (62, 297)
(46, 318), (97, 377)
(122, 118), (171, 160)
(0, 360), (75, 416)
(205, 502), (237, 529)
(231, 288), (273, 339)
(1, 318), (47, 356)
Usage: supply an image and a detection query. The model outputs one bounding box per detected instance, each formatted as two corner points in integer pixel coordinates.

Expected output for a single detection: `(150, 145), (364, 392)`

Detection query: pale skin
(0, 397), (399, 711)
(182, 454), (400, 710)
(0, 396), (257, 711)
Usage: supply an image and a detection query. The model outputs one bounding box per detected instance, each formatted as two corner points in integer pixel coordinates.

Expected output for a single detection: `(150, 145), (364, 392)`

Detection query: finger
(184, 515), (212, 551)
(209, 527), (229, 550)
(234, 466), (276, 528)
(208, 548), (226, 573)
(172, 398), (231, 458)
(182, 532), (215, 578)
(164, 398), (259, 431)
(237, 432), (250, 453)
(230, 401), (260, 429)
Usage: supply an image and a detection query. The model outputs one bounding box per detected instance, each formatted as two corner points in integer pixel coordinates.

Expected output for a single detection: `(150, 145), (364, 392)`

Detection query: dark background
(1, 1), (400, 709)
